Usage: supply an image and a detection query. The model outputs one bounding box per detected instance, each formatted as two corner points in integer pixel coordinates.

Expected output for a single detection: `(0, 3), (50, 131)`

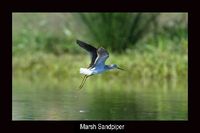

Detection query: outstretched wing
(91, 47), (109, 68)
(76, 40), (97, 68)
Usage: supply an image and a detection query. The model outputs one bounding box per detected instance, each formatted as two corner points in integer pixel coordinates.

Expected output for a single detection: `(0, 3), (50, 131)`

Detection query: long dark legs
(79, 75), (89, 89)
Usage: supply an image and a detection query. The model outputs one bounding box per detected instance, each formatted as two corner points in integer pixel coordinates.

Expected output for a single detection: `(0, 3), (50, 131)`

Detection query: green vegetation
(13, 36), (187, 84)
(13, 13), (187, 54)
(78, 13), (159, 52)
(13, 13), (188, 85)
(12, 14), (188, 87)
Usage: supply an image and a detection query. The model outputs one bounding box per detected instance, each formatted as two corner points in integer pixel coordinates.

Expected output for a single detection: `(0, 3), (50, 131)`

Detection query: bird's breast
(90, 67), (106, 74)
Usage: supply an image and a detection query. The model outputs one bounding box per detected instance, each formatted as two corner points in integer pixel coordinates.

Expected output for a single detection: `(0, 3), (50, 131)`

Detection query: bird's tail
(80, 68), (92, 75)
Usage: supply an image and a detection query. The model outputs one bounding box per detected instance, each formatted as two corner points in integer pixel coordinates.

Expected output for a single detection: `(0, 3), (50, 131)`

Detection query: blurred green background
(12, 13), (188, 120)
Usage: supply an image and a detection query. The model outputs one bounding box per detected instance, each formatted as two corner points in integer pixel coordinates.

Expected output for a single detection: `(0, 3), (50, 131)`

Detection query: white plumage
(80, 68), (93, 75)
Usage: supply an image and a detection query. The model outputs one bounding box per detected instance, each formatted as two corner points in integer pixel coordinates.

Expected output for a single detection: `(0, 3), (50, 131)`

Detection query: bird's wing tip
(76, 40), (81, 43)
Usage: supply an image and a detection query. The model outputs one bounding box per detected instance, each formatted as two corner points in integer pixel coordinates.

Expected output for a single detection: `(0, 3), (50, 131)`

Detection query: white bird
(76, 40), (124, 89)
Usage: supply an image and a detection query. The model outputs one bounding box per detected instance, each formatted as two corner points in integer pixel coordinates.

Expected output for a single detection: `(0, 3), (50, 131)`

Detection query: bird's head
(110, 64), (124, 70)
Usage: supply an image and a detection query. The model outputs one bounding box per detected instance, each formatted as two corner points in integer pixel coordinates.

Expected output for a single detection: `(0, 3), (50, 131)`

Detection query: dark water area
(12, 79), (187, 120)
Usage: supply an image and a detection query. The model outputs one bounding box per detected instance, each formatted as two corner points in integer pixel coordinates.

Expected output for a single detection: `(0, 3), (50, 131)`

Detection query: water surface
(12, 78), (187, 120)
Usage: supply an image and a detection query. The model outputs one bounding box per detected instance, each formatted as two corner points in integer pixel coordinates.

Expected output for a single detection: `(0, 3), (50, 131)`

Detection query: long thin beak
(117, 67), (125, 71)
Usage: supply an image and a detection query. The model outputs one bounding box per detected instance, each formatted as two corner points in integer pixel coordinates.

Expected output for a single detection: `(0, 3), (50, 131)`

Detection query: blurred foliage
(12, 13), (77, 55)
(78, 13), (159, 52)
(12, 13), (188, 81)
(13, 13), (188, 54)
(13, 36), (187, 82)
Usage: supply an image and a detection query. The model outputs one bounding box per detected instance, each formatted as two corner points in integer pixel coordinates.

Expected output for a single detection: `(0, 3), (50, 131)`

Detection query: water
(12, 79), (187, 120)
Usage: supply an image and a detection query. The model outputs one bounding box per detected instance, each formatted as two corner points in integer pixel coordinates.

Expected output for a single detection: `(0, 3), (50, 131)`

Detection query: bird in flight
(76, 40), (124, 89)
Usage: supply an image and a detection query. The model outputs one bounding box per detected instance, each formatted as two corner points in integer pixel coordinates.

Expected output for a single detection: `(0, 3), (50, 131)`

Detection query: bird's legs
(79, 75), (89, 89)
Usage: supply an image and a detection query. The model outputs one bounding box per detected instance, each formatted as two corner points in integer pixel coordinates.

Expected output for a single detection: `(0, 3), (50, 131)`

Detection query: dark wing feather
(90, 47), (109, 68)
(76, 40), (97, 68)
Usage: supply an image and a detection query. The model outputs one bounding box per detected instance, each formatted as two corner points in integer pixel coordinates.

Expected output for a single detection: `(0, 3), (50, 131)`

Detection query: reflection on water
(12, 79), (187, 120)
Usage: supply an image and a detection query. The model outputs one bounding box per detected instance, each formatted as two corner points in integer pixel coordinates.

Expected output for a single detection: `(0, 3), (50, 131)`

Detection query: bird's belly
(90, 67), (105, 74)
